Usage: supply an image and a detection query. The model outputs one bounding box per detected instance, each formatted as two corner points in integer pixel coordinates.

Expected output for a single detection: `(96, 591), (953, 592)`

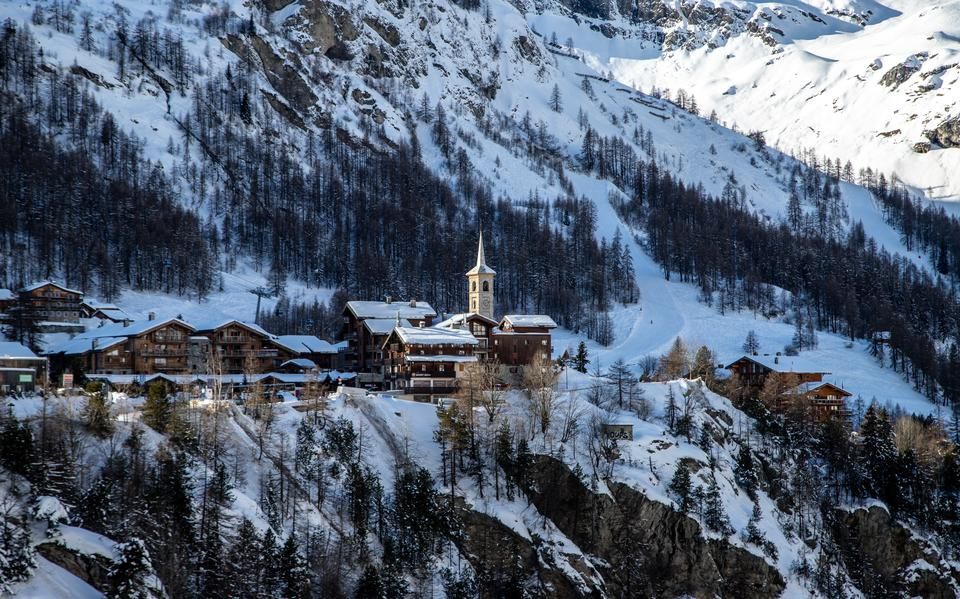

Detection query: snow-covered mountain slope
(5, 0), (944, 416)
(537, 0), (960, 201)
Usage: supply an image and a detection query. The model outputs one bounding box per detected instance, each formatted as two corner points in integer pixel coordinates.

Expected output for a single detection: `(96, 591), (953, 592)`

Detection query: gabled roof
(280, 358), (318, 370)
(388, 326), (479, 347)
(47, 336), (128, 356)
(500, 315), (558, 329)
(0, 289), (14, 301)
(275, 335), (343, 354)
(363, 318), (412, 335)
(191, 319), (273, 338)
(20, 281), (83, 296)
(465, 231), (496, 276)
(788, 381), (852, 397)
(346, 301), (437, 320)
(435, 312), (498, 329)
(725, 354), (829, 374)
(0, 342), (43, 360)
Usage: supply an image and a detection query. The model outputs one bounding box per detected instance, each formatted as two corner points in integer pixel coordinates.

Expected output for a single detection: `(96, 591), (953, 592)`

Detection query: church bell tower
(466, 232), (495, 319)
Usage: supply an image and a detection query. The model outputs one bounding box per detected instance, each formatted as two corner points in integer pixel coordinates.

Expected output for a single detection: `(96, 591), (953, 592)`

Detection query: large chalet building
(46, 316), (340, 379)
(19, 281), (84, 323)
(340, 299), (437, 387)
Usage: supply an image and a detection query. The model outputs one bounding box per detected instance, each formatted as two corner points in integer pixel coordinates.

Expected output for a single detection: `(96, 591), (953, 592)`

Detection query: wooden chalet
(192, 319), (297, 374)
(492, 315), (556, 366)
(381, 325), (479, 401)
(19, 281), (83, 323)
(786, 381), (853, 421)
(725, 354), (828, 394)
(339, 298), (436, 385)
(49, 317), (196, 376)
(80, 300), (134, 324)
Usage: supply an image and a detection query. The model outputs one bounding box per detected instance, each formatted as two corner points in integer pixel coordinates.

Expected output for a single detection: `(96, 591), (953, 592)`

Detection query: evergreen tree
(742, 330), (760, 355)
(0, 516), (36, 593)
(279, 534), (310, 599)
(704, 477), (733, 535)
(108, 538), (159, 599)
(82, 381), (114, 437)
(142, 382), (172, 433)
(573, 341), (590, 373)
(669, 464), (693, 514)
(733, 445), (759, 500)
(549, 83), (562, 112)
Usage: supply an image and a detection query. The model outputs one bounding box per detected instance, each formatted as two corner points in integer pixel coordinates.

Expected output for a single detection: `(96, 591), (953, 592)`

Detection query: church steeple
(466, 231), (496, 276)
(466, 232), (495, 319)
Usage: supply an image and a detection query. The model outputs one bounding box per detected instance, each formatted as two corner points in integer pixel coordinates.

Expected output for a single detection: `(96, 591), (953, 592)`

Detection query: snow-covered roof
(47, 336), (128, 356)
(82, 300), (132, 320)
(392, 326), (479, 346)
(20, 281), (83, 296)
(501, 315), (558, 329)
(0, 289), (14, 301)
(435, 312), (497, 329)
(0, 342), (43, 360)
(363, 318), (412, 335)
(85, 317), (194, 339)
(191, 318), (273, 338)
(405, 355), (479, 363)
(275, 335), (342, 354)
(280, 358), (318, 370)
(727, 354), (829, 374)
(347, 300), (437, 320)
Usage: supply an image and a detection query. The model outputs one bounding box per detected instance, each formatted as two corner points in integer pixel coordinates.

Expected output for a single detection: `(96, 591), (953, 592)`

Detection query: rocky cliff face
(832, 505), (960, 599)
(520, 455), (785, 599)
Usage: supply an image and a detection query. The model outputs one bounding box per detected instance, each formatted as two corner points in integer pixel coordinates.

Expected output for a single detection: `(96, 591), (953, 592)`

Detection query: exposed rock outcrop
(523, 455), (785, 599)
(925, 116), (960, 148)
(832, 506), (960, 599)
(37, 542), (114, 594)
(455, 508), (601, 598)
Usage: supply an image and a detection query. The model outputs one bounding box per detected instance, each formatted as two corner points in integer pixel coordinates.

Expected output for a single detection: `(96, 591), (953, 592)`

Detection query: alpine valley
(1, 0), (960, 596)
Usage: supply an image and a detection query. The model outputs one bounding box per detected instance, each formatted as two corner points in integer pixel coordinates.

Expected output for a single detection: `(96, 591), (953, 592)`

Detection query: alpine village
(3, 0), (960, 597)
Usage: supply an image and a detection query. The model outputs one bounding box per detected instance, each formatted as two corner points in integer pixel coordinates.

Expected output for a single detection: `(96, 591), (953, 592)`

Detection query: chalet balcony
(406, 377), (458, 393)
(140, 348), (187, 357)
(217, 349), (278, 358)
(218, 336), (251, 344)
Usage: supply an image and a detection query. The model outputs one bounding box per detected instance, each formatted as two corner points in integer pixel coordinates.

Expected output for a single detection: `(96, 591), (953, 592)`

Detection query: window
(471, 281), (476, 291)
(541, 339), (547, 345)
(439, 365), (445, 372)
(482, 281), (489, 291)
(472, 300), (477, 310)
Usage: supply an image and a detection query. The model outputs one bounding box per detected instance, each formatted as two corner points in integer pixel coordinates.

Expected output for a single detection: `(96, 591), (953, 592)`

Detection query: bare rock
(925, 115), (960, 148)
(913, 141), (931, 153)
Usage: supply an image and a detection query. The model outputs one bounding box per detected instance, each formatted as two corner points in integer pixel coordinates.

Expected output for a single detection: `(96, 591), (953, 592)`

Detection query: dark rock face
(880, 61), (919, 88)
(455, 508), (601, 598)
(37, 542), (114, 594)
(925, 116), (960, 148)
(522, 456), (785, 599)
(913, 141), (931, 153)
(832, 506), (960, 599)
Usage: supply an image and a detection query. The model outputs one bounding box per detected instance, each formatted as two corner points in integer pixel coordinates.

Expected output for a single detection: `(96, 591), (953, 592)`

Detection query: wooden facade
(726, 355), (826, 394)
(20, 282), (83, 323)
(492, 315), (556, 366)
(381, 327), (478, 400)
(339, 299), (436, 384)
(193, 321), (296, 374)
(788, 382), (853, 421)
(82, 320), (195, 375)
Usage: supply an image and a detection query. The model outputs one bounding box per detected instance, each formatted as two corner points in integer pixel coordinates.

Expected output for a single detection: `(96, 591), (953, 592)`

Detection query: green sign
(18, 374), (32, 383)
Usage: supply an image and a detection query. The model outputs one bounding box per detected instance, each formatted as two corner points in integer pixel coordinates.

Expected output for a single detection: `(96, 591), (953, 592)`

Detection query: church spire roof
(466, 231), (496, 276)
